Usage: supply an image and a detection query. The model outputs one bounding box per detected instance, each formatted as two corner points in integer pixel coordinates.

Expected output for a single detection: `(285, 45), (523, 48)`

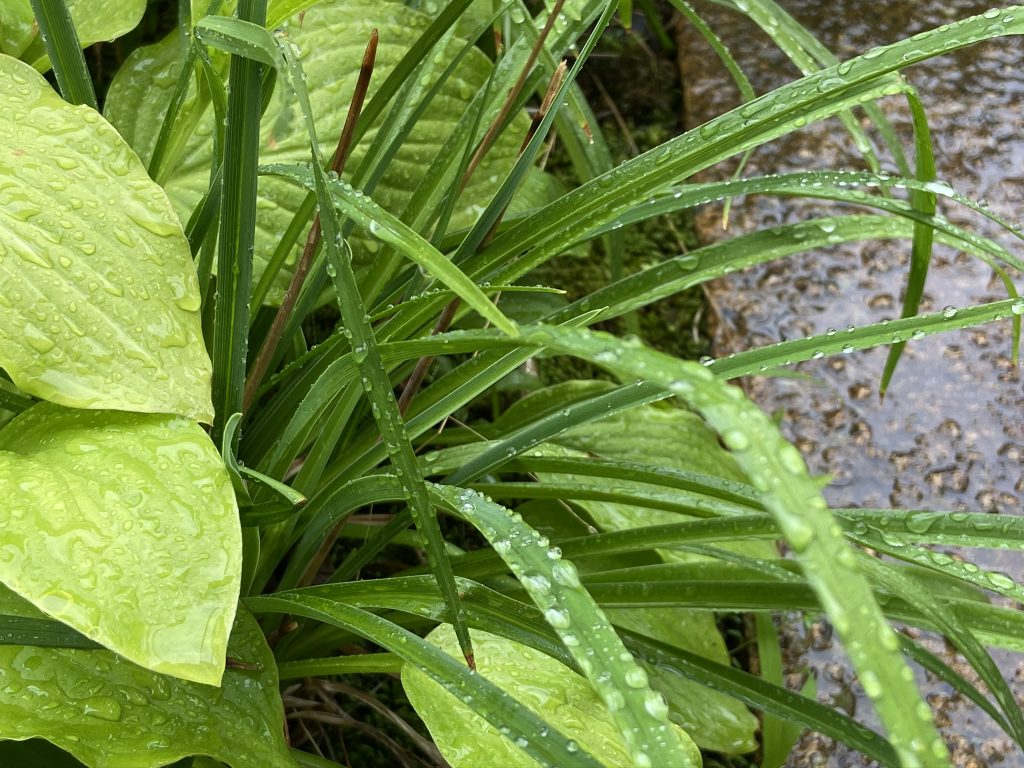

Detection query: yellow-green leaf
(0, 591), (294, 768)
(0, 402), (240, 685)
(402, 624), (701, 768)
(0, 55), (213, 422)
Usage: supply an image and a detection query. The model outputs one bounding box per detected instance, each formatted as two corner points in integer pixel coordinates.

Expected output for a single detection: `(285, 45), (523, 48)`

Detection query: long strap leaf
(492, 323), (948, 765)
(209, 0), (267, 442)
(27, 0), (96, 109)
(246, 593), (605, 768)
(270, 30), (478, 664)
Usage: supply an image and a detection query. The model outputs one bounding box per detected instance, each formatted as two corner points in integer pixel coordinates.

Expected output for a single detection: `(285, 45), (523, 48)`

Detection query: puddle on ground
(676, 1), (1023, 765)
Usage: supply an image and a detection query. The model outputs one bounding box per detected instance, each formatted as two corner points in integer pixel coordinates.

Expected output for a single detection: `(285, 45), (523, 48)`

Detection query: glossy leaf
(0, 402), (240, 685)
(249, 592), (606, 768)
(0, 590), (294, 768)
(1, 0), (145, 64)
(402, 624), (700, 768)
(0, 56), (213, 422)
(607, 608), (758, 755)
(434, 484), (698, 767)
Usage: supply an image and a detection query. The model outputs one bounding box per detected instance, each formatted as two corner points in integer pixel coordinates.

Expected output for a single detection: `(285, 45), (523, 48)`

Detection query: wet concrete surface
(676, 1), (1024, 765)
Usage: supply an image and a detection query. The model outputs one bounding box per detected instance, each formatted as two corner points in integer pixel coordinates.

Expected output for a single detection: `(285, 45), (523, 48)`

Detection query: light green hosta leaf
(0, 402), (240, 685)
(103, 32), (186, 171)
(0, 56), (213, 422)
(402, 624), (701, 768)
(1, 0), (146, 66)
(548, 404), (772, 561)
(0, 2), (35, 60)
(106, 0), (535, 304)
(0, 590), (294, 768)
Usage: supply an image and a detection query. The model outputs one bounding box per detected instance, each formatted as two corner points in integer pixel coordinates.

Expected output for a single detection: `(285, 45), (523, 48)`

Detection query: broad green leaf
(2, 0), (145, 67)
(402, 624), (701, 768)
(103, 32), (189, 171)
(0, 2), (35, 59)
(0, 56), (213, 422)
(435, 484), (698, 767)
(0, 590), (294, 768)
(0, 402), (240, 685)
(105, 0), (536, 304)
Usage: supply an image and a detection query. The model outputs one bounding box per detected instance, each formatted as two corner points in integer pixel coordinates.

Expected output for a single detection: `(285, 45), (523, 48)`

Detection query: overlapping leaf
(1, 0), (145, 64)
(0, 402), (240, 685)
(0, 56), (213, 422)
(0, 590), (293, 768)
(104, 0), (537, 304)
(402, 624), (700, 768)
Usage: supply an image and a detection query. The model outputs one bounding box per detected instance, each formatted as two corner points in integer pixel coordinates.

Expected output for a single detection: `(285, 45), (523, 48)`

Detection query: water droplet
(624, 666), (649, 688)
(786, 519), (815, 552)
(544, 608), (571, 629)
(82, 695), (121, 721)
(721, 429), (750, 451)
(859, 671), (883, 698)
(550, 561), (580, 588)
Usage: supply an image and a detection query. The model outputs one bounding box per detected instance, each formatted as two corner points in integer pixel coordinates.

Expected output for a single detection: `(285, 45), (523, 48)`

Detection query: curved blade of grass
(445, 508), (1024, 585)
(500, 323), (946, 765)
(476, 479), (751, 518)
(756, 613), (809, 768)
(670, 0), (757, 227)
(297, 312), (604, 490)
(149, 1), (226, 180)
(472, 6), (1024, 285)
(473, 454), (764, 513)
(717, 0), (886, 174)
(593, 172), (1024, 255)
(850, 530), (1024, 612)
(27, 0), (95, 109)
(431, 483), (699, 767)
(710, 0), (911, 174)
(340, 297), (1023, 492)
(880, 90), (937, 396)
(444, 382), (668, 486)
(447, 0), (617, 267)
(707, 1), (938, 373)
(273, 34), (476, 665)
(0, 614), (100, 649)
(272, 576), (894, 766)
(277, 653), (403, 680)
(837, 507), (1024, 550)
(621, 627), (898, 764)
(570, 210), (1014, 323)
(245, 593), (606, 768)
(899, 635), (1012, 735)
(268, 581), (892, 765)
(708, 297), (1024, 379)
(856, 555), (1024, 744)
(276, 475), (405, 591)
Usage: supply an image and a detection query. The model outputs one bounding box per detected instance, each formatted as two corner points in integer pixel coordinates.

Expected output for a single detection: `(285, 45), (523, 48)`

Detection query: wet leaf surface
(0, 593), (293, 768)
(0, 56), (213, 422)
(402, 623), (700, 768)
(0, 402), (240, 684)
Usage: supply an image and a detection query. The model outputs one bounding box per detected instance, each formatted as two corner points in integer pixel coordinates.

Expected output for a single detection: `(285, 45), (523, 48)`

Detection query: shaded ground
(678, 1), (1024, 765)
